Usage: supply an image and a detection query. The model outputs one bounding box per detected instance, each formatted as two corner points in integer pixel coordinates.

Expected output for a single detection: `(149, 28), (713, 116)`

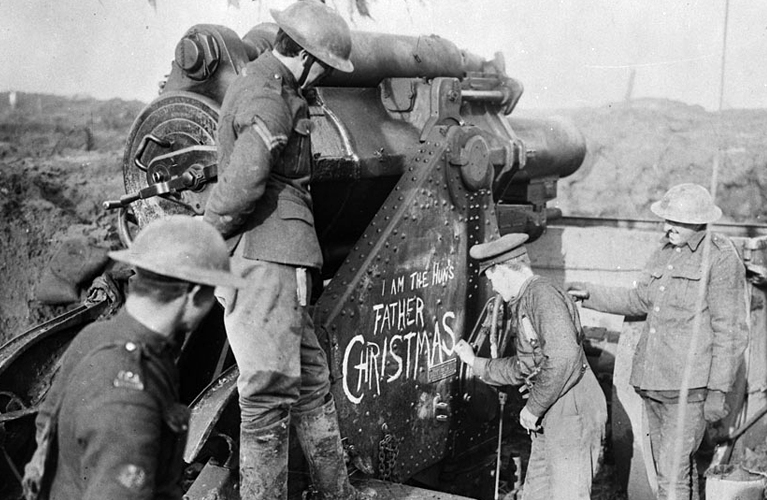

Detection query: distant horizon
(3, 89), (767, 114)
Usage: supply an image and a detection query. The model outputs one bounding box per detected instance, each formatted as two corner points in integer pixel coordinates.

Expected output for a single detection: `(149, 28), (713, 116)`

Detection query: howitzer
(1, 23), (586, 500)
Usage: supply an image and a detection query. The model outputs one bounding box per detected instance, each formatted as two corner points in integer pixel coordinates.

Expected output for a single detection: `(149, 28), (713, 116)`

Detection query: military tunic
(34, 310), (187, 500)
(204, 50), (321, 269)
(580, 230), (748, 500)
(472, 277), (607, 500)
(582, 230), (748, 393)
(202, 50), (330, 426)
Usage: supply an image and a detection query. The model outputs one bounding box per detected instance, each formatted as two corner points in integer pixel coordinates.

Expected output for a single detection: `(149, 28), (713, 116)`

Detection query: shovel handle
(729, 404), (767, 441)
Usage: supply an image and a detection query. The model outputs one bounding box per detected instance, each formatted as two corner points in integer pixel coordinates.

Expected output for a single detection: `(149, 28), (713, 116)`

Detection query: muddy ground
(0, 93), (143, 340)
(1, 91), (766, 499)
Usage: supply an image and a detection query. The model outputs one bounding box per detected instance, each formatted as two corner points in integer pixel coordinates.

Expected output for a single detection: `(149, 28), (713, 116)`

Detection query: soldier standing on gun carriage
(22, 216), (245, 500)
(567, 183), (749, 500)
(453, 233), (607, 500)
(202, 1), (374, 498)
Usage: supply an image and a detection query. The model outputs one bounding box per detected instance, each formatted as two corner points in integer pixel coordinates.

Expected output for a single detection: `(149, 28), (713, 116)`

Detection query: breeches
(215, 256), (330, 429)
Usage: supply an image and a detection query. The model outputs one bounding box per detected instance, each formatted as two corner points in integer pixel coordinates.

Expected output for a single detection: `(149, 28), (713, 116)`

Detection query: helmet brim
(650, 201), (723, 225)
(271, 5), (354, 74)
(109, 249), (248, 289)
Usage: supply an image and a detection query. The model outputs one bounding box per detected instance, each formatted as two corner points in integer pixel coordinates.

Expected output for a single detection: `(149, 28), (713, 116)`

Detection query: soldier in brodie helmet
(568, 183), (749, 500)
(22, 215), (245, 500)
(453, 233), (607, 500)
(202, 1), (374, 499)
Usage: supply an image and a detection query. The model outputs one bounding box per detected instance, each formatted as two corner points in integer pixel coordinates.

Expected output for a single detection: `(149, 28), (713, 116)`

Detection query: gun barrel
(243, 23), (493, 88)
(509, 116), (587, 181)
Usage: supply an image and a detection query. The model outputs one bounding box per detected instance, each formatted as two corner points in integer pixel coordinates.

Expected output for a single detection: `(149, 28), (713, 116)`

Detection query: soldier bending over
(454, 233), (607, 500)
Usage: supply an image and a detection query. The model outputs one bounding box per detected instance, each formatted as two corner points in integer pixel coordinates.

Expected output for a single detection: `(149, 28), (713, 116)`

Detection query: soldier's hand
(704, 390), (730, 423)
(518, 384), (530, 400)
(519, 406), (541, 433)
(454, 340), (476, 365)
(565, 281), (590, 301)
(746, 263), (767, 287)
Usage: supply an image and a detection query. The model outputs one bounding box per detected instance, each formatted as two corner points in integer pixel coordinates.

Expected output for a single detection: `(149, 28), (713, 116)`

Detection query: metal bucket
(705, 465), (765, 500)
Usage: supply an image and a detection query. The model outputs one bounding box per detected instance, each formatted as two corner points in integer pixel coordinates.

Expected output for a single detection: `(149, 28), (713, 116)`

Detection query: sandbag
(35, 238), (109, 305)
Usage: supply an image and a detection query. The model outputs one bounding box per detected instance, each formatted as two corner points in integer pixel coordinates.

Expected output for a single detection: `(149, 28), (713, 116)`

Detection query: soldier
(202, 1), (372, 498)
(22, 215), (245, 500)
(567, 183), (749, 500)
(453, 233), (607, 500)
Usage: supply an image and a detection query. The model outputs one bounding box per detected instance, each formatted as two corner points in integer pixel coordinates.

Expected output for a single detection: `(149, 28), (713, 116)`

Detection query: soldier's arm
(523, 287), (584, 417)
(579, 265), (655, 317)
(572, 249), (662, 316)
(204, 97), (291, 239)
(23, 372), (65, 498)
(77, 388), (166, 500)
(31, 330), (92, 443)
(33, 378), (60, 443)
(473, 355), (525, 386)
(469, 304), (525, 386)
(707, 243), (749, 392)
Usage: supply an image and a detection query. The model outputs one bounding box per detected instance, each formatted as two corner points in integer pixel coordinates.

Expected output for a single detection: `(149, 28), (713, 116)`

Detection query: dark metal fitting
(175, 31), (221, 81)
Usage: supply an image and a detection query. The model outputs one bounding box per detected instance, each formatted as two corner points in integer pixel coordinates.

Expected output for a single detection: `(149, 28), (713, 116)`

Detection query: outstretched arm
(454, 339), (525, 386)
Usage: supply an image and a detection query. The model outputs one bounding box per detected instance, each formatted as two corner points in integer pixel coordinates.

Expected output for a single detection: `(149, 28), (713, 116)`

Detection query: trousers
(521, 369), (606, 500)
(644, 397), (706, 500)
(215, 253), (330, 429)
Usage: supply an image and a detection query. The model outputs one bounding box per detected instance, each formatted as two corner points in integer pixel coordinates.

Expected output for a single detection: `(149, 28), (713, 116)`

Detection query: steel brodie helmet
(650, 183), (722, 224)
(271, 0), (354, 73)
(109, 215), (246, 288)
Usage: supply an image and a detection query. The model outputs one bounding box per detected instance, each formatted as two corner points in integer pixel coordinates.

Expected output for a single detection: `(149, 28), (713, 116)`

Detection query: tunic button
(125, 342), (137, 352)
(649, 328), (657, 334)
(675, 247), (681, 253)
(659, 286), (665, 291)
(667, 264), (673, 270)
(654, 306), (660, 312)
(274, 73), (280, 79)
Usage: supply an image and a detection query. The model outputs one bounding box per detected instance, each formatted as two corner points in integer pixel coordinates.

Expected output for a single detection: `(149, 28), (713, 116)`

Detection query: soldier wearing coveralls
(454, 233), (607, 500)
(202, 2), (372, 499)
(568, 183), (749, 500)
(22, 216), (245, 500)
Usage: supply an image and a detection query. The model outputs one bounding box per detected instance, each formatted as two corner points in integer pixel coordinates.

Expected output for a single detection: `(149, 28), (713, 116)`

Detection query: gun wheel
(122, 91), (220, 228)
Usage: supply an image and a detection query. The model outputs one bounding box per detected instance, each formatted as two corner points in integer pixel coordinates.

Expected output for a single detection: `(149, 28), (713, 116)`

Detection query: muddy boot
(294, 396), (377, 500)
(239, 415), (290, 500)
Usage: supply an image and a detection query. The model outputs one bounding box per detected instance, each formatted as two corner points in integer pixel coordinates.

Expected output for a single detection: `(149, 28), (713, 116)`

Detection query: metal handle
(133, 134), (172, 171)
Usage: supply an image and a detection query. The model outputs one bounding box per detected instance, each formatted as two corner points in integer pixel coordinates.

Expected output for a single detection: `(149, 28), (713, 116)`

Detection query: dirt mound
(543, 99), (767, 223)
(0, 92), (144, 342)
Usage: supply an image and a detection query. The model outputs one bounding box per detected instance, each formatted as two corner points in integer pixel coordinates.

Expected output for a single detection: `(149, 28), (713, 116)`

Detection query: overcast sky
(2, 0), (766, 110)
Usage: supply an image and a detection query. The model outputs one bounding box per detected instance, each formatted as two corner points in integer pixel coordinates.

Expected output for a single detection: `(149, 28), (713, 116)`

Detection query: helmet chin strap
(298, 52), (317, 89)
